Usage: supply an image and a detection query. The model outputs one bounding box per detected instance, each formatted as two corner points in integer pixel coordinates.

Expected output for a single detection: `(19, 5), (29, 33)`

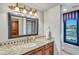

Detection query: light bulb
(23, 9), (27, 14)
(29, 11), (32, 15)
(63, 8), (67, 12)
(34, 12), (37, 16)
(15, 7), (19, 12)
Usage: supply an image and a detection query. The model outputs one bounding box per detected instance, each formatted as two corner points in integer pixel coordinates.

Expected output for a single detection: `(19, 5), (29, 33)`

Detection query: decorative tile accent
(0, 36), (43, 47)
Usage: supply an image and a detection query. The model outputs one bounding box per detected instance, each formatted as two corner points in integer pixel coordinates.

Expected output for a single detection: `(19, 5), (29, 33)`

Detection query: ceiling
(24, 3), (79, 12)
(61, 3), (79, 13)
(61, 3), (79, 7)
(61, 3), (79, 9)
(24, 3), (58, 12)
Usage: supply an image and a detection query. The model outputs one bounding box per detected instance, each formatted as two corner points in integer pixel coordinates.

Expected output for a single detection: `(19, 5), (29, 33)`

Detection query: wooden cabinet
(34, 50), (43, 55)
(44, 42), (54, 55)
(23, 42), (54, 55)
(23, 51), (33, 55)
(33, 47), (44, 55)
(45, 47), (53, 55)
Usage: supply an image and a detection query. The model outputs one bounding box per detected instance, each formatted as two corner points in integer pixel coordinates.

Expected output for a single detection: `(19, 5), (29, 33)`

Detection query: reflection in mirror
(11, 16), (27, 37)
(26, 18), (38, 35)
(8, 13), (38, 38)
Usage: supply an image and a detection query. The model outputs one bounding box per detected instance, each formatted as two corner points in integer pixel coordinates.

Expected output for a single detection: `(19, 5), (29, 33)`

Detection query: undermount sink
(0, 43), (37, 55)
(24, 43), (37, 48)
(12, 43), (37, 49)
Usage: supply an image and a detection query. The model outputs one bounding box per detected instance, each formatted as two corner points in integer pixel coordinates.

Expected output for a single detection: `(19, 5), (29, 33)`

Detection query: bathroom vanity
(2, 12), (54, 55)
(23, 41), (54, 55)
(0, 38), (54, 55)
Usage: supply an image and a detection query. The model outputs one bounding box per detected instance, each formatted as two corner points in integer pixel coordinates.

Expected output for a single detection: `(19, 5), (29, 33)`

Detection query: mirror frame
(8, 12), (39, 39)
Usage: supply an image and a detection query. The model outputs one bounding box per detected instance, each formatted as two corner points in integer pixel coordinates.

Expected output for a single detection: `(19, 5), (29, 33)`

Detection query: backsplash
(0, 36), (45, 47)
(0, 39), (27, 46)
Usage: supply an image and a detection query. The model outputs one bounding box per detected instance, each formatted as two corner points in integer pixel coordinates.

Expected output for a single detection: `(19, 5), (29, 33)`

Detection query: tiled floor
(62, 51), (68, 55)
(61, 49), (71, 55)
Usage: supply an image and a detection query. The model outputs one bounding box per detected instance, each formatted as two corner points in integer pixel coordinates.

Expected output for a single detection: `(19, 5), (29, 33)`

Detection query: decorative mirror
(8, 13), (38, 38)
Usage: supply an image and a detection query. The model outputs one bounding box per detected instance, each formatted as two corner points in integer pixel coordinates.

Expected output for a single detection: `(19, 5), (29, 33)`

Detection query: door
(11, 21), (19, 36)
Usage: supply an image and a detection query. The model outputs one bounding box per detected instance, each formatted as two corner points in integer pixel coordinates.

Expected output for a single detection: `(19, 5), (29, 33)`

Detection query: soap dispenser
(46, 27), (52, 40)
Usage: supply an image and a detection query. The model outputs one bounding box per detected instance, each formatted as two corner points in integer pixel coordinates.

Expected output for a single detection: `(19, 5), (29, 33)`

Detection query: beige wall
(44, 5), (61, 54)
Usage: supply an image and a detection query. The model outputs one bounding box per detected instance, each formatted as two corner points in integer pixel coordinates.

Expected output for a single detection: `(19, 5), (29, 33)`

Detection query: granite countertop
(0, 38), (54, 55)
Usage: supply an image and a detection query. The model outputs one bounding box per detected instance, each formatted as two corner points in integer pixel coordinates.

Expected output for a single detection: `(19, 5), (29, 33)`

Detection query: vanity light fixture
(14, 3), (19, 12)
(8, 3), (38, 16)
(29, 11), (33, 15)
(34, 12), (37, 16)
(63, 8), (67, 12)
(34, 10), (37, 16)
(32, 9), (37, 16)
(29, 8), (33, 15)
(22, 6), (27, 14)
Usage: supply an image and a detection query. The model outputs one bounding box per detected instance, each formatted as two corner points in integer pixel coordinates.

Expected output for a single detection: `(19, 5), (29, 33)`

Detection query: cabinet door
(33, 47), (44, 55)
(49, 47), (53, 55)
(23, 47), (44, 55)
(45, 47), (53, 55)
(34, 50), (43, 55)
